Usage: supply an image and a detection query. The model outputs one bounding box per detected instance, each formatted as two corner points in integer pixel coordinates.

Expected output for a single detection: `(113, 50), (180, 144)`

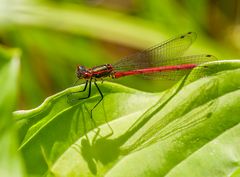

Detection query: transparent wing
(137, 55), (217, 80)
(113, 32), (197, 71)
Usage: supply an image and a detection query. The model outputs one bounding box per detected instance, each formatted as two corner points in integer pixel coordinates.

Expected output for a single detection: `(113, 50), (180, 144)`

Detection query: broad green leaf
(0, 47), (25, 176)
(15, 60), (240, 176)
(15, 82), (161, 175)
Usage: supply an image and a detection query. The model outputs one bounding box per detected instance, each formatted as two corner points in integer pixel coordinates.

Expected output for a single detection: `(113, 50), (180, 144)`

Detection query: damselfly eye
(76, 65), (87, 78)
(78, 65), (87, 71)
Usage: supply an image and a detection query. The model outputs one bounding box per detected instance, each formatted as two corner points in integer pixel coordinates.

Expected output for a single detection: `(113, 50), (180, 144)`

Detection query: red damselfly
(70, 32), (217, 119)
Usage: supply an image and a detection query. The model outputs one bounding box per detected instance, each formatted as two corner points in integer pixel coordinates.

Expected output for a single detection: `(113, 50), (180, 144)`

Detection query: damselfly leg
(91, 80), (104, 119)
(68, 78), (105, 127)
(67, 80), (89, 99)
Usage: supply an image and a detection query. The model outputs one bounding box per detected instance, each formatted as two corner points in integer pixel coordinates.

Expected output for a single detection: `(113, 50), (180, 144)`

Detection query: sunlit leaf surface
(15, 60), (240, 176)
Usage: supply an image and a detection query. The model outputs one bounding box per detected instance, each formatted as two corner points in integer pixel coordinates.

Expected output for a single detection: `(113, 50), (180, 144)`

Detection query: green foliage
(1, 0), (239, 176)
(0, 47), (25, 176)
(14, 60), (240, 176)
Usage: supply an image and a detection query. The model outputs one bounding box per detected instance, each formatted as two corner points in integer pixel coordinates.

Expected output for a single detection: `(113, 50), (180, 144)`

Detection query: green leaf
(0, 2), (165, 49)
(15, 60), (240, 176)
(1, 1), (234, 58)
(0, 47), (25, 176)
(15, 81), (161, 175)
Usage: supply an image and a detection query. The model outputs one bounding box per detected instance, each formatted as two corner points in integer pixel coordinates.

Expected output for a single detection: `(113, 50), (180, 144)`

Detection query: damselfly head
(76, 65), (87, 79)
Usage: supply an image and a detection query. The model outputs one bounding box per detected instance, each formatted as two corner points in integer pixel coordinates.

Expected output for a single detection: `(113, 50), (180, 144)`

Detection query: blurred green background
(0, 0), (239, 110)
